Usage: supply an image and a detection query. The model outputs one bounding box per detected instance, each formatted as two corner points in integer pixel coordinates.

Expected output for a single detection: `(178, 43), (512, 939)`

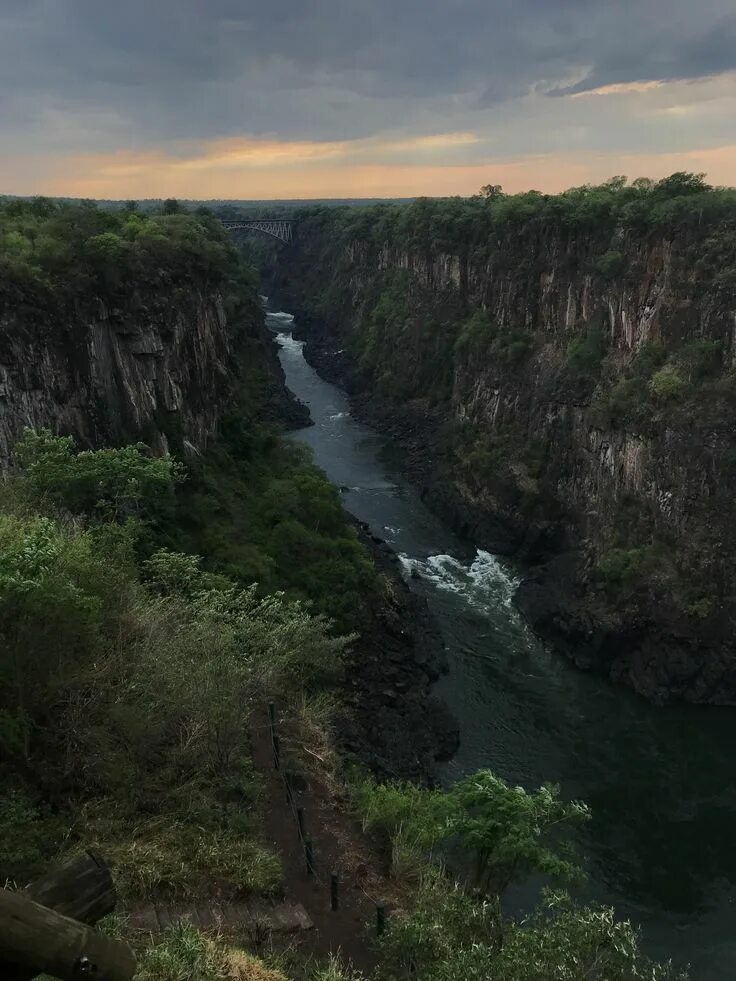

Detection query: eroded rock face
(0, 291), (232, 463)
(272, 216), (736, 703)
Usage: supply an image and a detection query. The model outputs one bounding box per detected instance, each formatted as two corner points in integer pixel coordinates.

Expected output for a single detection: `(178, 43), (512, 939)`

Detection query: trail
(248, 705), (396, 972)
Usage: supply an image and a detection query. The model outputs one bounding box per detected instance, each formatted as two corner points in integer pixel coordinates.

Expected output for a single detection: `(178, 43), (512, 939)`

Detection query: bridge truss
(221, 219), (294, 244)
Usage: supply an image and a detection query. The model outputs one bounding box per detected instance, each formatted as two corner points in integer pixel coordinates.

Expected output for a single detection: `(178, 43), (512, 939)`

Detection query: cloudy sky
(1, 0), (735, 199)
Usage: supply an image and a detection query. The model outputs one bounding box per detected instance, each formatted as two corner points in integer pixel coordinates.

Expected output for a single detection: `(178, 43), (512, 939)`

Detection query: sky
(1, 0), (735, 199)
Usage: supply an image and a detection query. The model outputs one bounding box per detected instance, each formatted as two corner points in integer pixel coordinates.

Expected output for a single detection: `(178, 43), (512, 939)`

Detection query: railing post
(330, 872), (339, 911)
(376, 902), (386, 937)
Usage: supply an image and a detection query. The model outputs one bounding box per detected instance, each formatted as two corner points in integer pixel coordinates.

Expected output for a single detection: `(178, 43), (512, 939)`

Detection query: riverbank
(269, 310), (458, 785)
(338, 516), (459, 783)
(269, 300), (736, 980)
(285, 308), (531, 561)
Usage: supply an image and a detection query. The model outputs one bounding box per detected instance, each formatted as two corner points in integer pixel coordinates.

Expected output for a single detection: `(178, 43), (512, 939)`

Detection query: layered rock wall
(273, 209), (736, 702)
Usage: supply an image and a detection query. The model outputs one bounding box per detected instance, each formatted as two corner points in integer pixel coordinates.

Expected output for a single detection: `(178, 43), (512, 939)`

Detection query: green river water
(272, 309), (736, 979)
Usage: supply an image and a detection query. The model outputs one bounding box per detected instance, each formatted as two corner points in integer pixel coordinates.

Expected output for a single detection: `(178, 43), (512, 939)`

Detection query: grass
(75, 803), (283, 904)
(137, 922), (288, 981)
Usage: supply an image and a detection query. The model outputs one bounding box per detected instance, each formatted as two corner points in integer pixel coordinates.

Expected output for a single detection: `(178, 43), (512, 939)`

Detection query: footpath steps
(128, 900), (313, 935)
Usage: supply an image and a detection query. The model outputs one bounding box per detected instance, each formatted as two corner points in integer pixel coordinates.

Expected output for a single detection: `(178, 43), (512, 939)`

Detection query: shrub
(567, 329), (607, 376)
(649, 364), (688, 402)
(678, 340), (722, 380)
(454, 312), (495, 354)
(376, 875), (686, 981)
(14, 429), (184, 522)
(352, 769), (589, 894)
(593, 250), (625, 279)
(597, 547), (654, 586)
(632, 341), (666, 378)
(0, 791), (64, 883)
(686, 596), (715, 620)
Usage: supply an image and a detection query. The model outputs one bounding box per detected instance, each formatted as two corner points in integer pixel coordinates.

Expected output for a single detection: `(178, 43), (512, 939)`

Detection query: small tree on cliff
(354, 768), (589, 894)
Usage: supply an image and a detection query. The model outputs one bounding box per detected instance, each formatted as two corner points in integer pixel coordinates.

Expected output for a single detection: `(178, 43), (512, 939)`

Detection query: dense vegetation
(0, 196), (255, 327)
(287, 174), (736, 422)
(0, 197), (690, 979)
(291, 172), (736, 263)
(172, 432), (378, 629)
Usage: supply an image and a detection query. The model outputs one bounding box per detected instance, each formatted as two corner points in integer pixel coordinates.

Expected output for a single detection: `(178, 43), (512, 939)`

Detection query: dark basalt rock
(335, 517), (459, 784)
(270, 222), (736, 704)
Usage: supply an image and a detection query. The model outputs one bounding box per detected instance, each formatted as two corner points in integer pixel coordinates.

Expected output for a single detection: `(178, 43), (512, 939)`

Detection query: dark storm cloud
(0, 0), (734, 149)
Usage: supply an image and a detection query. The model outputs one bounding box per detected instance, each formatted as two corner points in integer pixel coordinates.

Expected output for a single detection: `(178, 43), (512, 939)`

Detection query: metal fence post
(376, 902), (386, 936)
(330, 872), (339, 911)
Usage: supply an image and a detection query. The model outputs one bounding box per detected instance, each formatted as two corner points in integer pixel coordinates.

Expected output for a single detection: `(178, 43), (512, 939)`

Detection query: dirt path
(251, 703), (398, 974)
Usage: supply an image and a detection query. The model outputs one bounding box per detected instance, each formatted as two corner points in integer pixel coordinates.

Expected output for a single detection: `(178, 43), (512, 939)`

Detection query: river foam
(399, 549), (519, 613)
(266, 311), (295, 328)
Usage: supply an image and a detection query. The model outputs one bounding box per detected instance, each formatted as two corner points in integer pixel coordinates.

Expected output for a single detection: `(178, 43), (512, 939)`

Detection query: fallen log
(24, 850), (117, 924)
(0, 851), (134, 981)
(0, 887), (136, 981)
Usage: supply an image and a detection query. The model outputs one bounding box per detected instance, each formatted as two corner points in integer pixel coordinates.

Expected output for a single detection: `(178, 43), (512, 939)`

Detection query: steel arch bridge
(221, 219), (294, 244)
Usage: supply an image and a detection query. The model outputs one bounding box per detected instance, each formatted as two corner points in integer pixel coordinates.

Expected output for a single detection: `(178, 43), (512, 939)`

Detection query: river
(269, 308), (736, 980)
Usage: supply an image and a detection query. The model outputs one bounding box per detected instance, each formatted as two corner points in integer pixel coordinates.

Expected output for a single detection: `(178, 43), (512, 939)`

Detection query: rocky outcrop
(0, 288), (304, 465)
(338, 520), (458, 783)
(272, 207), (736, 703)
(0, 291), (233, 462)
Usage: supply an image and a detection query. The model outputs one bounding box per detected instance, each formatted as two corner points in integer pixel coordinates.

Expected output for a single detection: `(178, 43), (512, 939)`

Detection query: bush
(14, 429), (184, 522)
(649, 364), (688, 402)
(678, 340), (722, 380)
(376, 875), (686, 981)
(454, 312), (495, 354)
(567, 329), (607, 376)
(593, 250), (625, 279)
(0, 791), (64, 883)
(597, 547), (654, 586)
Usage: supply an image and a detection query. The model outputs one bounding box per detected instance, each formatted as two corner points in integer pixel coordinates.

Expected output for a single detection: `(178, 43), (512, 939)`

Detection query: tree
(162, 198), (182, 215)
(354, 769), (589, 895)
(653, 172), (710, 198)
(14, 429), (184, 522)
(452, 772), (589, 893)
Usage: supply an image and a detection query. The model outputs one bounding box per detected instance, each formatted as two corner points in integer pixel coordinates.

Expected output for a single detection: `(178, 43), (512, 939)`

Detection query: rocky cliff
(272, 189), (736, 702)
(0, 291), (234, 462)
(0, 276), (304, 467)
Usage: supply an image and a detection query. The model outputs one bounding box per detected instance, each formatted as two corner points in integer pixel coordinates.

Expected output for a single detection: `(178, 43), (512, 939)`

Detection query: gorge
(270, 304), (736, 981)
(3, 188), (735, 980)
(269, 179), (736, 705)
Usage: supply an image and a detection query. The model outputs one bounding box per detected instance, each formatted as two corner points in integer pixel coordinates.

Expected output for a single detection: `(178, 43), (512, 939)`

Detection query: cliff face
(0, 286), (299, 466)
(0, 290), (233, 463)
(273, 205), (736, 703)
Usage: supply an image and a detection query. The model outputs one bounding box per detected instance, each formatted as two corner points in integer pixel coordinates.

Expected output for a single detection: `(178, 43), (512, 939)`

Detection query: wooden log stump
(24, 850), (117, 924)
(0, 851), (134, 981)
(0, 887), (136, 981)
